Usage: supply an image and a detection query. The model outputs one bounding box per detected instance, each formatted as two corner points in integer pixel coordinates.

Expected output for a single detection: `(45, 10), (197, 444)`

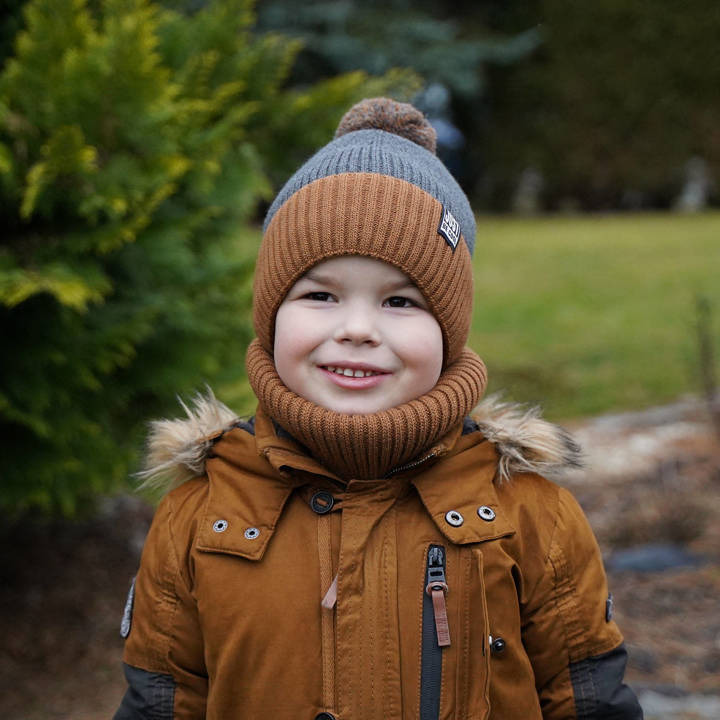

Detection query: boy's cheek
(390, 318), (443, 368)
(276, 326), (323, 357)
(275, 309), (314, 353)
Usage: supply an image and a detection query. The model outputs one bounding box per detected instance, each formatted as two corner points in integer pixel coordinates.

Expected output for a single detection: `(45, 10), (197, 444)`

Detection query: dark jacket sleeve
(114, 491), (208, 719)
(522, 487), (643, 720)
(569, 643), (643, 719)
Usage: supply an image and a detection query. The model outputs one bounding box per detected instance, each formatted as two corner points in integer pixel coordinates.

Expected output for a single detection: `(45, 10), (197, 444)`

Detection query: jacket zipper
(385, 451), (436, 477)
(420, 544), (450, 720)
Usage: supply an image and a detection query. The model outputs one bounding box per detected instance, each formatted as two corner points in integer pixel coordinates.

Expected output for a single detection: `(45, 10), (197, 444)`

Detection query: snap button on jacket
(116, 399), (641, 720)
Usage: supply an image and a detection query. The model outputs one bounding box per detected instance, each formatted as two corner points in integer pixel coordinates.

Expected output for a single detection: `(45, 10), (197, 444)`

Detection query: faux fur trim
(137, 390), (239, 492)
(471, 396), (583, 483)
(138, 392), (582, 491)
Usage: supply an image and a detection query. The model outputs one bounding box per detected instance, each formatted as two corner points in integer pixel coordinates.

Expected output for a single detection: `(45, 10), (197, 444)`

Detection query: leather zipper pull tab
(429, 584), (450, 647)
(321, 573), (338, 610)
(426, 545), (451, 647)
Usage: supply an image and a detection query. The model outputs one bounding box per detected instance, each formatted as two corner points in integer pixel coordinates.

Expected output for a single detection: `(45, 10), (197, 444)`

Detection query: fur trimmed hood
(138, 392), (582, 492)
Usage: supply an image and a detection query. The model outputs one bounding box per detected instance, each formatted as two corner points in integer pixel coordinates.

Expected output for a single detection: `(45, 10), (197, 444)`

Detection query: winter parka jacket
(115, 396), (642, 720)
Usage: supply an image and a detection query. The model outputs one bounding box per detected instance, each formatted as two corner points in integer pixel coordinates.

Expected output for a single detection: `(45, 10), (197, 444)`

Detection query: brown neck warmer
(246, 339), (488, 480)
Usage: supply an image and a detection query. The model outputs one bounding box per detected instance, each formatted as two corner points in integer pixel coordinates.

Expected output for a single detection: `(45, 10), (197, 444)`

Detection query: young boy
(115, 98), (643, 719)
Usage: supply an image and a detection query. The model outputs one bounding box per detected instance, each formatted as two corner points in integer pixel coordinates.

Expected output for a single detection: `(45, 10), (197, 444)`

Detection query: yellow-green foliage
(0, 0), (416, 515)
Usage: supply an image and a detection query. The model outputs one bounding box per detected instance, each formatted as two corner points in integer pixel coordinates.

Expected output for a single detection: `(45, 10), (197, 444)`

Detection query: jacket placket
(334, 481), (404, 720)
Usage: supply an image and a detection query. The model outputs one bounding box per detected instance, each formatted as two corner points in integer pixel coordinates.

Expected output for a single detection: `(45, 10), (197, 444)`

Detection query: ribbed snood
(245, 339), (488, 480)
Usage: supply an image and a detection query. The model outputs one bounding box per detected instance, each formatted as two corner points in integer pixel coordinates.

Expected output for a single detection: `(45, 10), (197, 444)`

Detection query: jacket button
(310, 491), (335, 514)
(490, 636), (506, 655)
(315, 714), (336, 720)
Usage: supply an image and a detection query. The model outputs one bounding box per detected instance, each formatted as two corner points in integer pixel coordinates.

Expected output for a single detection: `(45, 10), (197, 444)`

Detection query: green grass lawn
(227, 212), (720, 420)
(471, 212), (720, 419)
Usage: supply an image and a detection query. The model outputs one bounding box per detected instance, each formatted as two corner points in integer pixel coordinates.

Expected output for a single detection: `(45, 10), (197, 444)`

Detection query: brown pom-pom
(335, 97), (437, 155)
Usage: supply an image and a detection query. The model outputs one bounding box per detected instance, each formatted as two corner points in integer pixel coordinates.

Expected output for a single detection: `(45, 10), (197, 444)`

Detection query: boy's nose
(333, 305), (381, 346)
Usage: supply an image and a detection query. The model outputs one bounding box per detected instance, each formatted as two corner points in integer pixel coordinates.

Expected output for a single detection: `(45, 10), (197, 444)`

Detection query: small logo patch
(120, 576), (136, 639)
(437, 205), (461, 251)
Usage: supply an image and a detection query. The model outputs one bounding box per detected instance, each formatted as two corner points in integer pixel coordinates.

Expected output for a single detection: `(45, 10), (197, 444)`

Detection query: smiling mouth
(320, 365), (387, 378)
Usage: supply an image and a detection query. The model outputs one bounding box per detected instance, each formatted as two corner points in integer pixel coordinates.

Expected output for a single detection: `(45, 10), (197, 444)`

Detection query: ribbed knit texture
(246, 339), (488, 480)
(253, 172), (474, 367)
(262, 130), (476, 256)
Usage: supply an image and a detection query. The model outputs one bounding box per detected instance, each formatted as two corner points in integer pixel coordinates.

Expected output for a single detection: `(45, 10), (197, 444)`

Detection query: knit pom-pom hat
(253, 97), (476, 368)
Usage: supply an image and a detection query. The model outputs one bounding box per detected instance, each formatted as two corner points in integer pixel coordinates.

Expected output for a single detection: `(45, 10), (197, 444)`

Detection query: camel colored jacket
(115, 396), (642, 720)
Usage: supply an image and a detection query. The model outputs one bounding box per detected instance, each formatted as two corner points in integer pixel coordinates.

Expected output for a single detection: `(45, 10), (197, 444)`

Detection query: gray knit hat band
(263, 128), (476, 256)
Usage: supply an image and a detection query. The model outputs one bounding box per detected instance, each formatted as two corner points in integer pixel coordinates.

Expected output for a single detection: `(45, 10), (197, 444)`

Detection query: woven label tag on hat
(438, 205), (461, 251)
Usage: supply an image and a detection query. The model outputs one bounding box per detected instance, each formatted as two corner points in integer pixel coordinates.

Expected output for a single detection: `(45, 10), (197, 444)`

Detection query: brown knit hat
(253, 97), (476, 367)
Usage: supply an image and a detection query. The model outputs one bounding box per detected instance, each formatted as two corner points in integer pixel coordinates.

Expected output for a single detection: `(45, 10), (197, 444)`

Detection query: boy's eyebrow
(302, 269), (419, 292)
(384, 279), (420, 293)
(301, 269), (335, 284)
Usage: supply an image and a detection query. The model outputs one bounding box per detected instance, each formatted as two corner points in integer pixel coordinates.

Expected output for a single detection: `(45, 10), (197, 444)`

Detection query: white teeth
(323, 365), (379, 378)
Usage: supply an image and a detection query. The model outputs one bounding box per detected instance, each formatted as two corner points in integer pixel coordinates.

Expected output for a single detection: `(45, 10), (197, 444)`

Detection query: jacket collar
(253, 406), (344, 484)
(137, 390), (582, 557)
(137, 390), (582, 493)
(412, 433), (516, 544)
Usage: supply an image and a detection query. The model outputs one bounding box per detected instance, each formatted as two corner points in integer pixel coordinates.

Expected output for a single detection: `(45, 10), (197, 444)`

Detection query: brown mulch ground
(0, 497), (153, 720)
(1, 401), (718, 719)
(563, 402), (720, 700)
(565, 452), (720, 698)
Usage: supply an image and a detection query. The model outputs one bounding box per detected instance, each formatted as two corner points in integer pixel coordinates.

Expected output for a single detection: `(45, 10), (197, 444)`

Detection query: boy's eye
(384, 296), (415, 308)
(305, 291), (332, 302)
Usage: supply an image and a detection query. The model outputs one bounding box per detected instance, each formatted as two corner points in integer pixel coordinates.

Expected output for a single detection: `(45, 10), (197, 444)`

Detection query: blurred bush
(0, 0), (417, 515)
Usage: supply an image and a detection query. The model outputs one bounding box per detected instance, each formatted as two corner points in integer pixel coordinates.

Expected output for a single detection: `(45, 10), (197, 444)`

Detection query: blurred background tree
(480, 0), (720, 210)
(0, 0), (417, 515)
(254, 0), (540, 193)
(256, 0), (720, 211)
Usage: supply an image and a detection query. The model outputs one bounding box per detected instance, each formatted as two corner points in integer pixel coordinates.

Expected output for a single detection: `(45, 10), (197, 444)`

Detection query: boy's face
(274, 256), (443, 414)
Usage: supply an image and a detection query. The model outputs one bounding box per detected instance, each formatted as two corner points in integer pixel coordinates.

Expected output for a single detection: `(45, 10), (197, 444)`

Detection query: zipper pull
(426, 545), (450, 647)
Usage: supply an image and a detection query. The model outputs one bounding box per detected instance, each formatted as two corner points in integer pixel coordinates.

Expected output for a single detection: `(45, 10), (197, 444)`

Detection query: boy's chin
(305, 382), (432, 414)
(311, 392), (401, 415)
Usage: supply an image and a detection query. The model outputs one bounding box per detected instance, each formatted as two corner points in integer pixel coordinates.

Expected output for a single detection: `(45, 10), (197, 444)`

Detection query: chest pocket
(425, 544), (491, 720)
(415, 491), (515, 720)
(456, 547), (491, 719)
